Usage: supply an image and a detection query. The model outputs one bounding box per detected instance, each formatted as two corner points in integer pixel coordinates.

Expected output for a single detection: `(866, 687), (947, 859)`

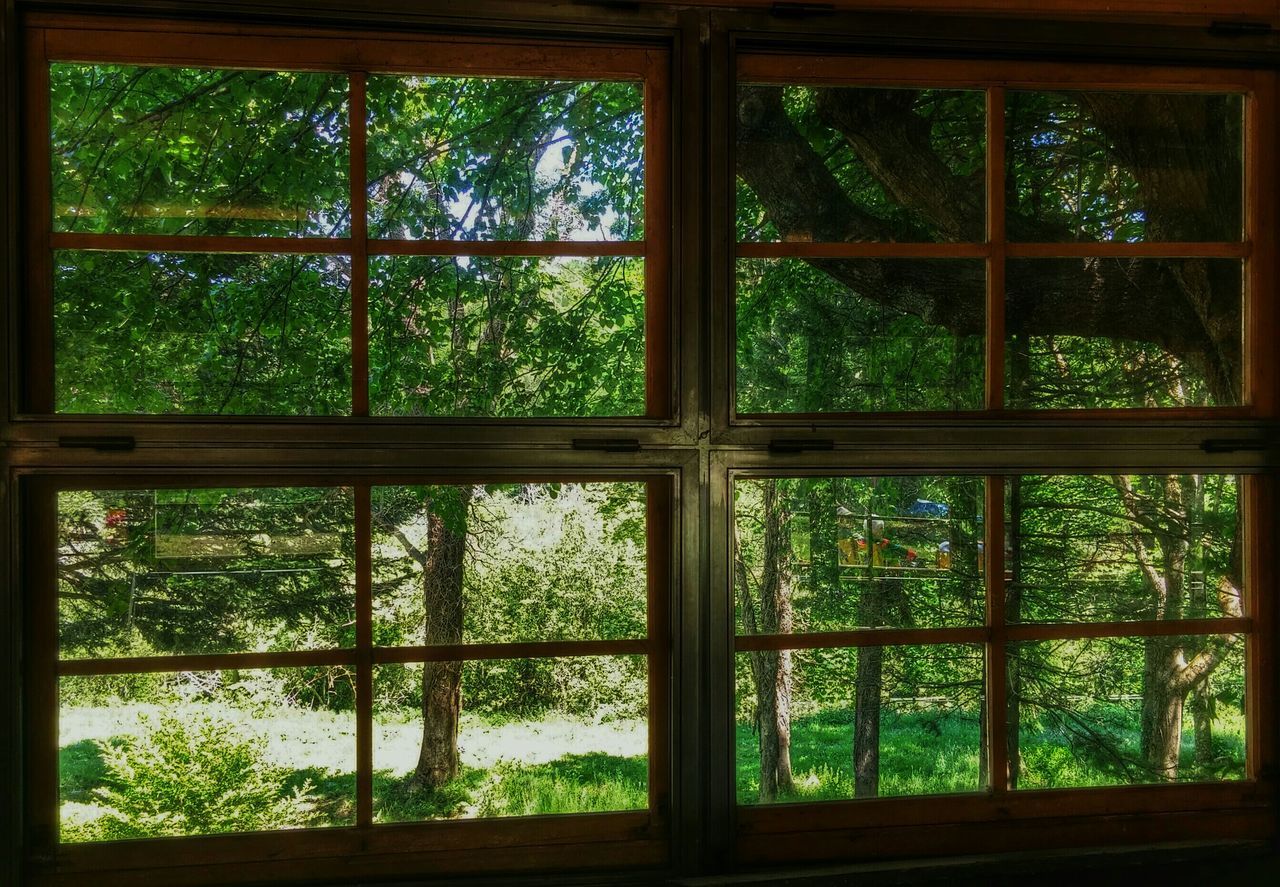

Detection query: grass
(59, 697), (1247, 838)
(59, 703), (647, 838)
(735, 703), (1247, 804)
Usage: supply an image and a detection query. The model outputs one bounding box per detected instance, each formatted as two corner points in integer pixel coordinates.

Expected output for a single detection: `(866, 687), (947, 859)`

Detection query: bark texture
(413, 488), (472, 790)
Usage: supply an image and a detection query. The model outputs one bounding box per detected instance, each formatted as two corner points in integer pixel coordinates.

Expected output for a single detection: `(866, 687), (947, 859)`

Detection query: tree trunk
(413, 487), (471, 790)
(854, 640), (884, 798)
(853, 555), (893, 798)
(1191, 678), (1215, 767)
(736, 479), (796, 801)
(758, 480), (796, 797)
(1140, 638), (1185, 781)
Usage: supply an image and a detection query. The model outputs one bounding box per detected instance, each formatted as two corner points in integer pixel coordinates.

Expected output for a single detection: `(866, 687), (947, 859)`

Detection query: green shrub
(71, 712), (314, 840)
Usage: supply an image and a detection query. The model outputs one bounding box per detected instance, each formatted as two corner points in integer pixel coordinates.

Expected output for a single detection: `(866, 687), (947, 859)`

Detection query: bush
(72, 712), (314, 840)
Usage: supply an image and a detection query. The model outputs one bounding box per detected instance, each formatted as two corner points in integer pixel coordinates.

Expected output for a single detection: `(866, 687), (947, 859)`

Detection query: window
(8, 6), (1278, 887)
(720, 49), (1275, 866)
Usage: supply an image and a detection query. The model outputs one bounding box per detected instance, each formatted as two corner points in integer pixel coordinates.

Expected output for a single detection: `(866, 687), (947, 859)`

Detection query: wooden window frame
(21, 15), (674, 423)
(720, 467), (1275, 865)
(23, 471), (674, 886)
(727, 53), (1276, 424)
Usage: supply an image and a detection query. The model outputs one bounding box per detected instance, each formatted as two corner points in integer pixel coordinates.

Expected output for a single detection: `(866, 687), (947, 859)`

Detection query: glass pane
(735, 645), (984, 804)
(734, 477), (985, 634)
(367, 76), (643, 241)
(736, 86), (985, 242)
(1005, 258), (1242, 408)
(736, 259), (984, 413)
(372, 483), (647, 646)
(1006, 474), (1241, 624)
(369, 255), (644, 417)
(58, 488), (355, 658)
(1006, 91), (1243, 242)
(60, 669), (356, 842)
(373, 657), (648, 820)
(51, 64), (348, 237)
(54, 251), (351, 415)
(1010, 636), (1245, 787)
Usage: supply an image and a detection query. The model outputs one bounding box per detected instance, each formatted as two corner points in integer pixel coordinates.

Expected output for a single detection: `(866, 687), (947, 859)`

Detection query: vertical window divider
(1245, 71), (1275, 413)
(647, 477), (673, 822)
(24, 28), (53, 414)
(644, 52), (672, 421)
(986, 475), (1009, 794)
(985, 87), (1006, 413)
(350, 72), (370, 418)
(355, 483), (373, 829)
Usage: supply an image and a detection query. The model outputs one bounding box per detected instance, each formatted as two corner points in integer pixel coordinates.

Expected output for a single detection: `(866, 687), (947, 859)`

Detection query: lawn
(58, 697), (1246, 840)
(735, 703), (1247, 804)
(59, 703), (648, 838)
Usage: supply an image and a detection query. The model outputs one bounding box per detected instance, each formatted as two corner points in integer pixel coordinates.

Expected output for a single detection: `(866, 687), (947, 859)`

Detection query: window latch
(1209, 20), (1272, 37)
(573, 438), (641, 453)
(769, 438), (835, 454)
(1200, 438), (1271, 454)
(58, 435), (136, 452)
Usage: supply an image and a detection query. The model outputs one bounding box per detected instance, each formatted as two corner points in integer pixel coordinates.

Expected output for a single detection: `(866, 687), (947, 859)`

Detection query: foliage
(65, 713), (316, 841)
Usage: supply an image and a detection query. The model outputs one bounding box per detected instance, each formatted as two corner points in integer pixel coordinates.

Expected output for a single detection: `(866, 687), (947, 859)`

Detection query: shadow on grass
(59, 739), (109, 801)
(737, 707), (982, 804)
(371, 752), (648, 822)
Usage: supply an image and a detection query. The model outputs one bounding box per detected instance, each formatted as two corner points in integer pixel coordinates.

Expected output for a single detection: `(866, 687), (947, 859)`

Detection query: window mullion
(986, 475), (1009, 794)
(985, 86), (1007, 413)
(350, 72), (370, 418)
(355, 483), (373, 828)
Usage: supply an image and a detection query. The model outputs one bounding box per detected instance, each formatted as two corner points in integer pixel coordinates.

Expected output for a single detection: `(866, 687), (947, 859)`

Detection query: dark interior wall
(4, 2), (1280, 886)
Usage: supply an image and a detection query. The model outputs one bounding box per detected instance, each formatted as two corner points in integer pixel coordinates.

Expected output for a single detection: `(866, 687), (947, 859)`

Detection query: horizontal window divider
(57, 647), (357, 676)
(38, 24), (663, 80)
(369, 240), (646, 257)
(731, 407), (1260, 423)
(736, 55), (1259, 91)
(47, 811), (656, 874)
(736, 241), (989, 259)
(49, 233), (353, 255)
(372, 638), (651, 663)
(735, 626), (989, 651)
(735, 781), (1270, 835)
(1005, 241), (1249, 258)
(1004, 617), (1251, 641)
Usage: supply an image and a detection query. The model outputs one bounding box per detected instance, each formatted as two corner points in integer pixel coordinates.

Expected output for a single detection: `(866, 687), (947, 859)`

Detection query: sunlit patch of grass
(734, 702), (1247, 803)
(736, 707), (981, 804)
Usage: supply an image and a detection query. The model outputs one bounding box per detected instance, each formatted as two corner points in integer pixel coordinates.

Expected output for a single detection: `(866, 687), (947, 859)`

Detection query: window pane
(1006, 474), (1241, 624)
(60, 669), (356, 842)
(1005, 258), (1241, 409)
(735, 645), (984, 804)
(736, 86), (985, 242)
(369, 255), (644, 417)
(1006, 91), (1243, 242)
(736, 259), (984, 414)
(734, 477), (985, 634)
(54, 251), (351, 414)
(58, 488), (355, 658)
(1010, 636), (1245, 787)
(372, 483), (647, 645)
(51, 64), (349, 237)
(373, 657), (648, 820)
(367, 76), (643, 241)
